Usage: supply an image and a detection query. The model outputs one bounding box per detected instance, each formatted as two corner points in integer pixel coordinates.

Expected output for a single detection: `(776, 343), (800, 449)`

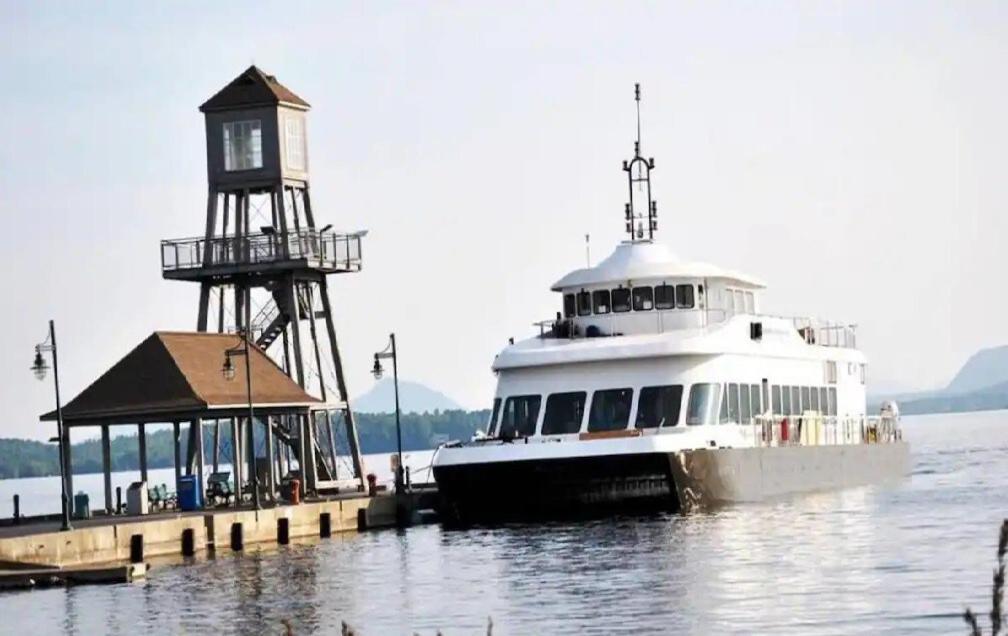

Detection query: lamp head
(31, 349), (48, 381)
(371, 355), (383, 380)
(222, 354), (236, 381)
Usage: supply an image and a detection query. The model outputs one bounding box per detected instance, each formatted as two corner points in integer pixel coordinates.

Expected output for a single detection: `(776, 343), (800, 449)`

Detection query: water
(1, 411), (1005, 634)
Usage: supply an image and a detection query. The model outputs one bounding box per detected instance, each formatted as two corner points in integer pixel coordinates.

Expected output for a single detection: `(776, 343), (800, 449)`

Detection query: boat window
(635, 385), (683, 428)
(612, 287), (631, 313)
(810, 387), (820, 412)
(541, 392), (587, 435)
(676, 284), (695, 309)
(819, 387), (828, 415)
(592, 290), (611, 315)
(860, 363), (867, 385)
(499, 395), (541, 438)
(739, 385), (751, 424)
(772, 385), (782, 415)
(719, 386), (730, 424)
(686, 383), (721, 426)
(750, 384), (762, 415)
(655, 284), (675, 310)
(800, 387), (811, 413)
(587, 388), (633, 432)
(563, 294), (576, 318)
(733, 290), (745, 313)
(488, 398), (501, 435)
(744, 291), (755, 313)
(791, 386), (801, 414)
(781, 385), (792, 415)
(724, 290), (735, 315)
(632, 286), (654, 311)
(828, 387), (837, 416)
(577, 290), (592, 316)
(726, 383), (740, 424)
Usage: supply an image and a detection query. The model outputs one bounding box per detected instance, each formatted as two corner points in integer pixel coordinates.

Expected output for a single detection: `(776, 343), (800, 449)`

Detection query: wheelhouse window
(655, 284), (675, 310)
(635, 385), (683, 429)
(577, 291), (592, 316)
(592, 290), (611, 314)
(632, 286), (654, 311)
(676, 284), (695, 309)
(223, 120), (263, 171)
(488, 398), (501, 435)
(541, 392), (586, 435)
(587, 388), (633, 432)
(686, 383), (721, 426)
(499, 395), (541, 438)
(612, 288), (631, 313)
(563, 294), (576, 318)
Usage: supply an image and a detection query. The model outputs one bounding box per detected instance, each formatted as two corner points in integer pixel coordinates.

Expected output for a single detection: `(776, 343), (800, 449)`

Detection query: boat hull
(433, 441), (909, 523)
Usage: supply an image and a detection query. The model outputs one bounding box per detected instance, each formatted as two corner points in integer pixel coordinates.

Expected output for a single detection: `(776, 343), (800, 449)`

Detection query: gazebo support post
(185, 422), (197, 476)
(63, 427), (74, 517)
(246, 416), (255, 504)
(101, 424), (112, 514)
(138, 423), (148, 484)
(266, 415), (276, 502)
(195, 418), (206, 505)
(212, 419), (221, 473)
(172, 422), (182, 493)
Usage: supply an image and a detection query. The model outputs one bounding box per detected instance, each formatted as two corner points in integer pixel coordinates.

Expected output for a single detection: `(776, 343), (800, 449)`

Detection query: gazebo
(41, 331), (347, 515)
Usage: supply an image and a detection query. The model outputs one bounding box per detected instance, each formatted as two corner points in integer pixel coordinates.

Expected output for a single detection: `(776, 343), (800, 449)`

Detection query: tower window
(223, 120), (263, 171)
(285, 117), (305, 170)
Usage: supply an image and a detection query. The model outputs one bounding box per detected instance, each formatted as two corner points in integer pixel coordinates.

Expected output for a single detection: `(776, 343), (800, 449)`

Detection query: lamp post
(372, 333), (403, 494)
(31, 319), (71, 531)
(223, 329), (260, 511)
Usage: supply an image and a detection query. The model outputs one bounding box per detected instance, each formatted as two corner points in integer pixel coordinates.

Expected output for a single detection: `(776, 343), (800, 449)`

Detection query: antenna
(585, 233), (591, 267)
(622, 83), (658, 241)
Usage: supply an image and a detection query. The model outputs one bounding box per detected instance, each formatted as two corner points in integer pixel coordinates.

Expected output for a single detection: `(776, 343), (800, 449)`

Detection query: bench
(147, 483), (176, 511)
(207, 472), (234, 506)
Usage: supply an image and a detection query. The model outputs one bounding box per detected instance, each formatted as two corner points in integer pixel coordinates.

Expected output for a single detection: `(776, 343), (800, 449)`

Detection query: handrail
(161, 229), (363, 272)
(749, 414), (900, 448)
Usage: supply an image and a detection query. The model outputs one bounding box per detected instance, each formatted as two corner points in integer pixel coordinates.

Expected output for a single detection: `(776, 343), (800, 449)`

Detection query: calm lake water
(1, 410), (1005, 634)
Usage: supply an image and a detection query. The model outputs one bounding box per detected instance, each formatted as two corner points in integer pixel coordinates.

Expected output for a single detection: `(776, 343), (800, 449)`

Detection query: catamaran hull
(433, 441), (909, 523)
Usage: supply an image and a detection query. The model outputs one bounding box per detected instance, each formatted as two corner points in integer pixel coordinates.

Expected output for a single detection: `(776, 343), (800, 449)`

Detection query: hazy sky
(1, 2), (1005, 441)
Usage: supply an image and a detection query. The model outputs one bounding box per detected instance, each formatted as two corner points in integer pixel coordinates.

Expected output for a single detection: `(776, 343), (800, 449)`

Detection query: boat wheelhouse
(432, 85), (906, 523)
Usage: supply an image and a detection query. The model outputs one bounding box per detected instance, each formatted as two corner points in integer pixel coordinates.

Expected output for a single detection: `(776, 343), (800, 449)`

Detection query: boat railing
(749, 414), (900, 448)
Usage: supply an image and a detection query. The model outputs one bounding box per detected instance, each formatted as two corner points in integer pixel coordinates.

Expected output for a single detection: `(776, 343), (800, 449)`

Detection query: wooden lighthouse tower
(160, 66), (365, 492)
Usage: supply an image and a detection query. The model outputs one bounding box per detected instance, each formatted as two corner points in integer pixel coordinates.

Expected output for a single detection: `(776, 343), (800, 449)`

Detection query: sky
(1, 2), (1005, 441)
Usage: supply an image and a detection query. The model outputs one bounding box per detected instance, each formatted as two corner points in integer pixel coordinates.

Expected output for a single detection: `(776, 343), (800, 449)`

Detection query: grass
(965, 519), (1007, 635)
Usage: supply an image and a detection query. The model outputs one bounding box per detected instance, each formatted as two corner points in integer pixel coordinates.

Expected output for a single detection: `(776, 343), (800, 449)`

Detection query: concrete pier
(0, 493), (399, 569)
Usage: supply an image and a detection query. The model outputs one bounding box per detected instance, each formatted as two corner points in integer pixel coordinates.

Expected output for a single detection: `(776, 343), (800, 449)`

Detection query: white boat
(432, 86), (908, 523)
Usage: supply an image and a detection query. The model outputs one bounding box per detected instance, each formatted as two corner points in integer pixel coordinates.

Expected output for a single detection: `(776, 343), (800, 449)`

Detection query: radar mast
(622, 83), (658, 241)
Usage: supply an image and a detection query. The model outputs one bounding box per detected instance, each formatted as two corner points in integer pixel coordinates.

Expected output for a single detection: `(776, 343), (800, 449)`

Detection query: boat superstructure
(432, 85), (907, 523)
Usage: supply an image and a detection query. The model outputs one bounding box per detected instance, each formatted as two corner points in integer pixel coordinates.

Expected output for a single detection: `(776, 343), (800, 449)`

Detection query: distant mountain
(945, 345), (1008, 394)
(869, 345), (1008, 415)
(352, 379), (462, 414)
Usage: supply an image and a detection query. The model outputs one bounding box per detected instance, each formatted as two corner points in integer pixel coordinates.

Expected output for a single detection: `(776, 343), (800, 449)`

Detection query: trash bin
(126, 481), (148, 516)
(73, 492), (90, 520)
(177, 475), (203, 511)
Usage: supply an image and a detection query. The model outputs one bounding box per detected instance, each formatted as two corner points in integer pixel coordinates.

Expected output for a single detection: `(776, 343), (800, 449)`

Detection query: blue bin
(177, 475), (203, 511)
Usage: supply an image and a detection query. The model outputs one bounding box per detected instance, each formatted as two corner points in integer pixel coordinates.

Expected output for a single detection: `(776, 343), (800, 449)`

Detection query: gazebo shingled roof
(199, 65), (310, 112)
(41, 331), (322, 425)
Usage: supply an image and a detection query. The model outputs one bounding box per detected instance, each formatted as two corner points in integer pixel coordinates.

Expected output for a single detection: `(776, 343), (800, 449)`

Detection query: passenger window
(676, 284), (695, 309)
(744, 291), (755, 313)
(819, 387), (828, 414)
(810, 388), (820, 412)
(632, 286), (654, 311)
(612, 288), (631, 313)
(724, 290), (735, 314)
(772, 385), (782, 415)
(488, 398), (501, 435)
(635, 385), (683, 428)
(719, 386), (730, 423)
(781, 385), (792, 415)
(655, 284), (675, 310)
(563, 294), (576, 318)
(577, 290), (591, 316)
(499, 395), (541, 438)
(801, 387), (811, 413)
(592, 289), (611, 314)
(726, 383), (739, 424)
(739, 385), (751, 424)
(686, 383), (721, 426)
(750, 384), (762, 415)
(828, 387), (837, 416)
(791, 386), (801, 414)
(541, 392), (587, 435)
(587, 388), (633, 432)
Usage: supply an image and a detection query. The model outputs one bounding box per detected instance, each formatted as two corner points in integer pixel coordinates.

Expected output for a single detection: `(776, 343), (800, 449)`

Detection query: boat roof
(550, 240), (766, 291)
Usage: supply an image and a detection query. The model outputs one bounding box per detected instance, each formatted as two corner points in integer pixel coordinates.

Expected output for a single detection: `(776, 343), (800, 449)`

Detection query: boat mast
(623, 83), (658, 241)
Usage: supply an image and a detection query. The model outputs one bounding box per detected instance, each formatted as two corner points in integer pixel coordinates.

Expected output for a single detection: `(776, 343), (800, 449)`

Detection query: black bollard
(130, 534), (144, 563)
(12, 494), (19, 525)
(116, 487), (122, 514)
(319, 513), (331, 539)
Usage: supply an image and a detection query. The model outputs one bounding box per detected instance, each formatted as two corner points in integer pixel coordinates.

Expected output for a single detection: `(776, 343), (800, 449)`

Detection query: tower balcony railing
(161, 229), (363, 274)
